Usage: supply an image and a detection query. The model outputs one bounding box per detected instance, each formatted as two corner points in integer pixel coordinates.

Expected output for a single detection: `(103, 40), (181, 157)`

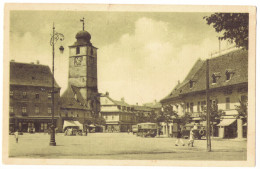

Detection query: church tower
(68, 18), (99, 114)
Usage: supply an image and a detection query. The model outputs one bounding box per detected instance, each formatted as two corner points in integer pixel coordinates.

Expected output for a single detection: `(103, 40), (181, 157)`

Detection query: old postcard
(2, 3), (256, 167)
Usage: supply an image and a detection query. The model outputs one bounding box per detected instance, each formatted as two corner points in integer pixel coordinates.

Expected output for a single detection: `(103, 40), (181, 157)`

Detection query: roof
(132, 105), (152, 112)
(10, 62), (60, 88)
(161, 49), (248, 103)
(143, 101), (162, 109)
(100, 93), (131, 107)
(60, 85), (89, 110)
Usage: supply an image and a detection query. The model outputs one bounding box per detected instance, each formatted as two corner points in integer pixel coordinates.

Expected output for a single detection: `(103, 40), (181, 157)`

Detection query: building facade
(100, 92), (136, 132)
(160, 49), (248, 138)
(9, 61), (61, 133)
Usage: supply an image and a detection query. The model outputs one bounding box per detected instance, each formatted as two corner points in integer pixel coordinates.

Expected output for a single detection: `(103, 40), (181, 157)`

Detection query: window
(22, 92), (27, 98)
(112, 115), (114, 120)
(65, 112), (68, 117)
(48, 107), (52, 114)
(190, 102), (194, 113)
(226, 72), (231, 81)
(212, 76), (217, 83)
(10, 106), (14, 113)
(10, 91), (13, 98)
(189, 80), (193, 88)
(197, 101), (200, 112)
(48, 93), (52, 99)
(76, 46), (80, 54)
(35, 93), (39, 99)
(90, 48), (93, 55)
(76, 114), (79, 117)
(35, 106), (39, 114)
(186, 103), (190, 113)
(226, 97), (230, 110)
(201, 101), (206, 112)
(22, 107), (27, 113)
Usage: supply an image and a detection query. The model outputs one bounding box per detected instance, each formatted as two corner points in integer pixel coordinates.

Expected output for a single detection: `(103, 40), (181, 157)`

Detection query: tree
(156, 105), (178, 137)
(179, 113), (192, 126)
(204, 13), (249, 50)
(235, 99), (248, 119)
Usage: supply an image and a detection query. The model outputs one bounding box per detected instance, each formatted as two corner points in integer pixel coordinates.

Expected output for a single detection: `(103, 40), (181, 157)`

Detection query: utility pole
(206, 59), (211, 152)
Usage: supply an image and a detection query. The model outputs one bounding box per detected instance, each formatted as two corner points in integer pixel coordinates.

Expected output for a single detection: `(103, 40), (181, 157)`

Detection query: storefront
(11, 117), (59, 132)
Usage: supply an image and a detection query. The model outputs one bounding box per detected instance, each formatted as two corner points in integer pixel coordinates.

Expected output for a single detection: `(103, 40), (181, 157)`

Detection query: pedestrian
(127, 129), (130, 134)
(188, 128), (195, 147)
(85, 128), (88, 136)
(175, 128), (185, 146)
(14, 130), (19, 143)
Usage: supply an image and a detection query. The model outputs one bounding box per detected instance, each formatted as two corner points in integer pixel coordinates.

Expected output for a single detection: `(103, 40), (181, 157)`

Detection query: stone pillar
(219, 126), (225, 138)
(237, 118), (243, 139)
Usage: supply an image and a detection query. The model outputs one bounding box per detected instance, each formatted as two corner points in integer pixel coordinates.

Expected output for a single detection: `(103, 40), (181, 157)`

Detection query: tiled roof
(60, 85), (89, 110)
(100, 93), (131, 107)
(161, 49), (248, 103)
(143, 101), (162, 109)
(132, 105), (152, 111)
(10, 62), (60, 88)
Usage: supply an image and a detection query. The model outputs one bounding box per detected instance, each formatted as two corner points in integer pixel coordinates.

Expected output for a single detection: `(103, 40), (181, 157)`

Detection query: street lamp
(49, 23), (64, 146)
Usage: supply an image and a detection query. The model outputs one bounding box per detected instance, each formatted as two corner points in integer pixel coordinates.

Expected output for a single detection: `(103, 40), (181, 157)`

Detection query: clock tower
(68, 19), (99, 114)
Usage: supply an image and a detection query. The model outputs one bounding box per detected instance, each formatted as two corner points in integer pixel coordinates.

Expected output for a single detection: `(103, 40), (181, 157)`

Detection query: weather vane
(80, 17), (85, 31)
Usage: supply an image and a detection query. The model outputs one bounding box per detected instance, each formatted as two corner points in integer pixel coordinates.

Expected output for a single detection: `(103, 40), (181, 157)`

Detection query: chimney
(121, 97), (125, 102)
(36, 60), (40, 64)
(105, 91), (109, 96)
(10, 59), (15, 62)
(136, 102), (138, 106)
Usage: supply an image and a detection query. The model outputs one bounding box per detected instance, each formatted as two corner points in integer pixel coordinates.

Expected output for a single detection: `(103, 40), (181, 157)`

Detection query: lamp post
(49, 23), (64, 146)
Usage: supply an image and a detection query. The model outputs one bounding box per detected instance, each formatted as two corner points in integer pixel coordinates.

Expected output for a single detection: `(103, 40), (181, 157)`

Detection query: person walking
(175, 128), (185, 146)
(14, 130), (19, 143)
(188, 128), (195, 147)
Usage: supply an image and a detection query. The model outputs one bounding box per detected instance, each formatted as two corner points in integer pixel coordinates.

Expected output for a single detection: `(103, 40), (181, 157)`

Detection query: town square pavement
(9, 133), (247, 160)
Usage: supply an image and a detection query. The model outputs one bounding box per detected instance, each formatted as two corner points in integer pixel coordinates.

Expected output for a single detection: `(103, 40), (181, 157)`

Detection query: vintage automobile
(136, 122), (158, 137)
(182, 123), (206, 140)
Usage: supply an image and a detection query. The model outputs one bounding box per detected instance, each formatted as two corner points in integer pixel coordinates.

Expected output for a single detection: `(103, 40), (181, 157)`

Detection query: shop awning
(63, 120), (83, 130)
(217, 119), (236, 127)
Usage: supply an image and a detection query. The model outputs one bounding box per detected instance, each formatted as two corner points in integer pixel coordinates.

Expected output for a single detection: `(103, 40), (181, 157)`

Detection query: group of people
(175, 128), (195, 147)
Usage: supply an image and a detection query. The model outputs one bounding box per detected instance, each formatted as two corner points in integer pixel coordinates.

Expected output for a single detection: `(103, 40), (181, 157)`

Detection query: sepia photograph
(2, 3), (256, 167)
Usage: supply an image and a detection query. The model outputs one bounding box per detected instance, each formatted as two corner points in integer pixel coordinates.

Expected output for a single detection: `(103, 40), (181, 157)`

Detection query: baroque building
(9, 61), (62, 132)
(100, 92), (136, 132)
(160, 49), (248, 138)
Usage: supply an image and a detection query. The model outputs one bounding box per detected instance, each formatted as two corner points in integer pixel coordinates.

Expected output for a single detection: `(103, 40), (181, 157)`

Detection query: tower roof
(76, 30), (91, 42)
(70, 30), (92, 46)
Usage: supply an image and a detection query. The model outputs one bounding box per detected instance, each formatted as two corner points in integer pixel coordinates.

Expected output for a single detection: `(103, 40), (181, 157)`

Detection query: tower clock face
(74, 56), (83, 66)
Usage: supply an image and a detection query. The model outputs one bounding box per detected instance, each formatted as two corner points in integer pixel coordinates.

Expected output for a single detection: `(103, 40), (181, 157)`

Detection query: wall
(9, 85), (60, 116)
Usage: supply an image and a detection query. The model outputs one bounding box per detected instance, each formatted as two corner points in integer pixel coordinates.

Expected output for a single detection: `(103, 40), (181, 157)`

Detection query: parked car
(136, 122), (158, 137)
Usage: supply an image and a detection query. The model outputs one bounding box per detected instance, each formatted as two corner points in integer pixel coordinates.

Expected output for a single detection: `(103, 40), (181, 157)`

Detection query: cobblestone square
(9, 133), (247, 160)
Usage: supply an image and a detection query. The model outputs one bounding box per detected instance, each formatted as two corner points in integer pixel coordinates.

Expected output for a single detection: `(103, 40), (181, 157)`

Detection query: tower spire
(80, 17), (85, 31)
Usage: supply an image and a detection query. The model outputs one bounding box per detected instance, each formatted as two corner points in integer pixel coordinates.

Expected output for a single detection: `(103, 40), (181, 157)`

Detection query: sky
(9, 11), (233, 105)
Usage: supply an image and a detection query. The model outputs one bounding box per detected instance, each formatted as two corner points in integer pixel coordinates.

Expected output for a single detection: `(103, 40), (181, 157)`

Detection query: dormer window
(212, 72), (221, 84)
(189, 80), (194, 88)
(225, 69), (234, 81)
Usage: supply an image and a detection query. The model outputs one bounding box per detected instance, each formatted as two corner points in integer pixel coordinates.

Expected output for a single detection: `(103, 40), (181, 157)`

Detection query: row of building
(9, 22), (248, 139)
